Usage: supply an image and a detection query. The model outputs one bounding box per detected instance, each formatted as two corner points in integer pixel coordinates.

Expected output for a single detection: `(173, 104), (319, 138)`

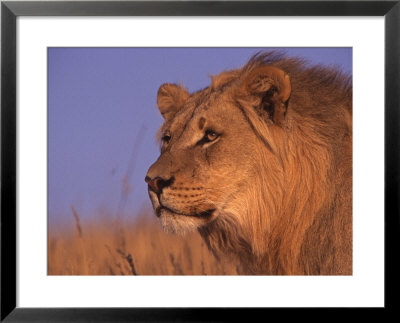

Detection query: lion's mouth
(156, 205), (215, 219)
(148, 189), (215, 219)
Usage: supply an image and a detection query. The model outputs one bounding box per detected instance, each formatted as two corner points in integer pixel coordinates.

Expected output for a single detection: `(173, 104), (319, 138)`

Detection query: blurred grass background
(48, 207), (240, 275)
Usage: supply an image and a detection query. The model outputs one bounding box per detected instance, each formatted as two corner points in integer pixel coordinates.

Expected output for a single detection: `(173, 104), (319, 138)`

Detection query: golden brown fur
(146, 52), (352, 275)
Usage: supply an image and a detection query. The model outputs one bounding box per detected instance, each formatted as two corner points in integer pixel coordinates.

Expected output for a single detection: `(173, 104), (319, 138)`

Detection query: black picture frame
(1, 1), (399, 321)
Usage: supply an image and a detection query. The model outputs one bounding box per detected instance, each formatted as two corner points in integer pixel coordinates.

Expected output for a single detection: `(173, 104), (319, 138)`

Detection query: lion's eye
(196, 129), (220, 146)
(205, 130), (218, 142)
(162, 134), (171, 143)
(162, 132), (171, 146)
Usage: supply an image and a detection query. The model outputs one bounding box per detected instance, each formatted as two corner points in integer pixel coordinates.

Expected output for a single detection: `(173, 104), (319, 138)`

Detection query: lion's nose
(145, 176), (174, 194)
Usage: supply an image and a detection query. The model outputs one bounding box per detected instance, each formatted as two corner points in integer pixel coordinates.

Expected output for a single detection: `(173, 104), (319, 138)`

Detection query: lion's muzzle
(145, 175), (174, 194)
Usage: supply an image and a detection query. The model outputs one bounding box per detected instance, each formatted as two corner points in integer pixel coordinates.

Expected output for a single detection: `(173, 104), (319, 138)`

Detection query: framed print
(1, 0), (399, 321)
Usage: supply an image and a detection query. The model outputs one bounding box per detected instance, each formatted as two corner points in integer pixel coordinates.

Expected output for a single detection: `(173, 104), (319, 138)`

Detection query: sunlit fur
(147, 52), (352, 275)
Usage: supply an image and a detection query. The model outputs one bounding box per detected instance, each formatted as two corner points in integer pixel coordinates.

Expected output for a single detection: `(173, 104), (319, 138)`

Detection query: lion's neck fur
(199, 102), (352, 275)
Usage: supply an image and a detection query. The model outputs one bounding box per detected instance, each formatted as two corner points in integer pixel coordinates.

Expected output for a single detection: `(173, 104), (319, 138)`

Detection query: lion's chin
(148, 189), (216, 234)
(156, 207), (215, 235)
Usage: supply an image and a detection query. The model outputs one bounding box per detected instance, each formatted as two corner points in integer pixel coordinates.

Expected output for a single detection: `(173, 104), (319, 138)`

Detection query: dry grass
(48, 209), (240, 275)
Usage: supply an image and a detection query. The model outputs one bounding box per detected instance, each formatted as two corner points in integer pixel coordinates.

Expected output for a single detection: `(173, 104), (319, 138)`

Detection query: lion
(145, 52), (352, 275)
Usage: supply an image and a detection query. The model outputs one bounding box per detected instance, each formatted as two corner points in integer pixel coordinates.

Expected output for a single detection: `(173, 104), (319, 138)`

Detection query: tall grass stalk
(70, 204), (89, 275)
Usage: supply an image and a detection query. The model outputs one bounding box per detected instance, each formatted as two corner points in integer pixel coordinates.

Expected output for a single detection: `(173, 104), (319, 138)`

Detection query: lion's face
(145, 53), (352, 275)
(146, 91), (261, 233)
(146, 65), (291, 234)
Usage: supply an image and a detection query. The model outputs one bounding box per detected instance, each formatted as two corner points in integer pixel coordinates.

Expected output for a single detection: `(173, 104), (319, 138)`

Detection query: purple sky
(48, 47), (352, 225)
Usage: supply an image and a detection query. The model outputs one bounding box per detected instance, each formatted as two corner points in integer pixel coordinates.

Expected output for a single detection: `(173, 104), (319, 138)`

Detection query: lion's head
(146, 52), (352, 275)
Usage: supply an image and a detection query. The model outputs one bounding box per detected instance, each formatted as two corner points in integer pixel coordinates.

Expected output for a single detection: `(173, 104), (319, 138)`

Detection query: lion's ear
(157, 83), (189, 120)
(243, 66), (291, 125)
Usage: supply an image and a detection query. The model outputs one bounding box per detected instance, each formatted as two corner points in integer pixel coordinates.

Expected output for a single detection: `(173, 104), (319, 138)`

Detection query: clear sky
(48, 47), (352, 225)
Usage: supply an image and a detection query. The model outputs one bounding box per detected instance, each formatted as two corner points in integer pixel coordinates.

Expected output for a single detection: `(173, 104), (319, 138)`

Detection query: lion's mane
(200, 53), (352, 275)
